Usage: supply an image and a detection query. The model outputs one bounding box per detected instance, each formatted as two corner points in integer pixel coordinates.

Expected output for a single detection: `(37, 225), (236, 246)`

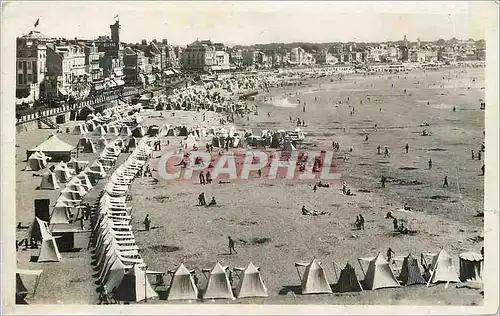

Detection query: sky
(2, 1), (496, 46)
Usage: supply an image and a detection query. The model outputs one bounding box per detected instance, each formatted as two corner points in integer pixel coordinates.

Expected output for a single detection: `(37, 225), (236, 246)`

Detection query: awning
(164, 70), (174, 76)
(114, 79), (125, 86)
(138, 74), (146, 83)
(58, 89), (68, 96)
(172, 68), (180, 74)
(107, 80), (117, 88)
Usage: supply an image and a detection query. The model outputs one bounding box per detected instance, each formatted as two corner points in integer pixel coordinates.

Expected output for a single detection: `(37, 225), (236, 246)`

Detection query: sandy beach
(16, 67), (485, 305)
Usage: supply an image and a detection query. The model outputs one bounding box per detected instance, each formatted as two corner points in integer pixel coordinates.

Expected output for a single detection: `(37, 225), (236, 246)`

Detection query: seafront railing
(15, 87), (145, 125)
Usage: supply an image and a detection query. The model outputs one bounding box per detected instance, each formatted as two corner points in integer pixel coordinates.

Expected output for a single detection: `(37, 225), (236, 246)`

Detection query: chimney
(141, 39), (147, 45)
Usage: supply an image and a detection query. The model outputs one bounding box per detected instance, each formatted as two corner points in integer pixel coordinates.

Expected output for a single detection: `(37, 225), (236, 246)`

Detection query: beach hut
(358, 253), (400, 290)
(77, 136), (91, 148)
(399, 254), (426, 286)
(427, 249), (461, 286)
(185, 133), (198, 149)
(295, 259), (332, 295)
(459, 252), (483, 283)
(234, 262), (268, 298)
(27, 135), (76, 162)
(86, 120), (96, 132)
(167, 263), (199, 301)
(283, 139), (297, 151)
(113, 264), (158, 303)
(202, 262), (234, 300)
(336, 263), (363, 293)
(39, 170), (60, 190)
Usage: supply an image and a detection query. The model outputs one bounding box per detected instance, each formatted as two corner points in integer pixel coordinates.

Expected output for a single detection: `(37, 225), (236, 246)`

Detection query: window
(23, 61), (27, 69)
(27, 74), (32, 82)
(27, 62), (31, 69)
(18, 74), (23, 84)
(18, 61), (22, 69)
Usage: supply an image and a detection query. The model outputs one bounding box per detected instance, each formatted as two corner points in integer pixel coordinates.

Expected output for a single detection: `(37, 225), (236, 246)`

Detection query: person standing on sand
(381, 176), (386, 188)
(405, 143), (409, 154)
(365, 134), (369, 141)
(144, 214), (151, 231)
(377, 145), (381, 155)
(478, 151), (481, 161)
(393, 217), (398, 232)
(443, 176), (449, 187)
(481, 165), (485, 176)
(428, 159), (432, 170)
(359, 215), (365, 230)
(384, 147), (390, 158)
(471, 150), (475, 160)
(387, 248), (395, 263)
(228, 236), (237, 254)
(313, 184), (317, 192)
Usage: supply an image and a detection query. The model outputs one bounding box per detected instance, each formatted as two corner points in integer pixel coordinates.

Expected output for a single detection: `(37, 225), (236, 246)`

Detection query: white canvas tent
(234, 262), (268, 298)
(295, 259), (332, 294)
(185, 133), (198, 149)
(93, 125), (107, 136)
(113, 264), (158, 302)
(120, 125), (132, 136)
(16, 269), (43, 298)
(53, 162), (73, 183)
(27, 135), (76, 162)
(202, 262), (234, 300)
(167, 263), (199, 301)
(82, 140), (96, 153)
(36, 217), (62, 262)
(25, 152), (50, 171)
(97, 137), (108, 150)
(283, 139), (297, 151)
(72, 124), (88, 135)
(358, 253), (401, 290)
(39, 170), (60, 190)
(49, 201), (71, 224)
(427, 249), (461, 286)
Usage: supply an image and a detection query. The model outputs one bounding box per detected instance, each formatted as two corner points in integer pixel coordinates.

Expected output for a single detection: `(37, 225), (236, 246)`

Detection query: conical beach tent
(167, 263), (198, 301)
(39, 170), (60, 190)
(202, 262), (234, 300)
(399, 254), (426, 286)
(235, 262), (268, 298)
(427, 249), (460, 285)
(120, 125), (132, 136)
(25, 152), (50, 171)
(36, 218), (62, 262)
(82, 140), (96, 153)
(427, 249), (461, 285)
(359, 253), (400, 290)
(50, 201), (71, 224)
(113, 264), (158, 302)
(295, 259), (332, 294)
(459, 252), (483, 283)
(336, 262), (363, 293)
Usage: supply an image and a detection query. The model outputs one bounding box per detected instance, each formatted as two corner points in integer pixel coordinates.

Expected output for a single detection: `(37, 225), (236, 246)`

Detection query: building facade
(16, 30), (53, 102)
(181, 40), (230, 72)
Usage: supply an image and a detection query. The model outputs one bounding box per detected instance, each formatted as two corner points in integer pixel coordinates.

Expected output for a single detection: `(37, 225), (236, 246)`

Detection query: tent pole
(33, 275), (40, 297)
(332, 262), (339, 283)
(144, 265), (148, 303)
(357, 259), (366, 277)
(295, 266), (302, 283)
